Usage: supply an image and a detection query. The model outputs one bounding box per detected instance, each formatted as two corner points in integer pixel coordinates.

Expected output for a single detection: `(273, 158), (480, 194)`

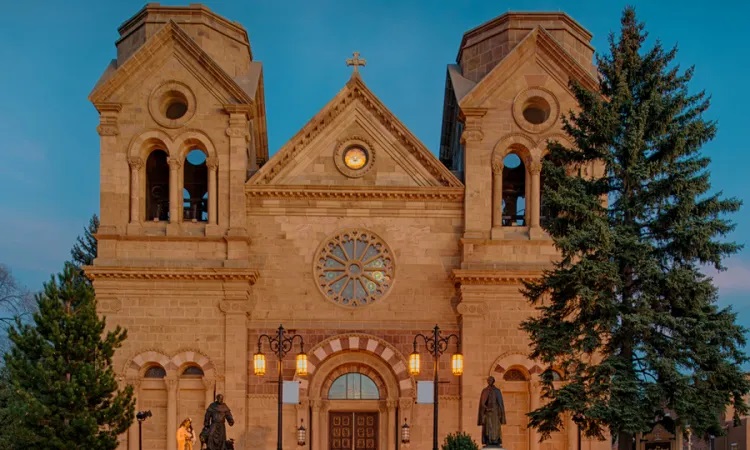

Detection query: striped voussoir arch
(296, 334), (414, 397)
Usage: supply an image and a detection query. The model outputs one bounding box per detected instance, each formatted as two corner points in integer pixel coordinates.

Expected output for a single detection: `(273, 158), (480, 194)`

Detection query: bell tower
(89, 3), (268, 255)
(86, 5), (265, 449)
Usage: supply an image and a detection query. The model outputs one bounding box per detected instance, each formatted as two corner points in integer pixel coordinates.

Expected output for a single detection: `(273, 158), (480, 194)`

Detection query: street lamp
(254, 325), (307, 450)
(136, 410), (152, 450)
(409, 325), (462, 450)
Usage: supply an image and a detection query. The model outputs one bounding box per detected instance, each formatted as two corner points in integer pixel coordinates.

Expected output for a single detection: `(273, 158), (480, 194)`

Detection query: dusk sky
(1, 1), (748, 327)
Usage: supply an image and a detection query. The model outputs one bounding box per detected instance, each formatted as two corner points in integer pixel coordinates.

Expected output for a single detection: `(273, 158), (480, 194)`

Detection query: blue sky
(1, 0), (749, 323)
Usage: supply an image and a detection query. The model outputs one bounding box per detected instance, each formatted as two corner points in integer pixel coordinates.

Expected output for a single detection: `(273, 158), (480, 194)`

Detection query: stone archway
(299, 335), (415, 450)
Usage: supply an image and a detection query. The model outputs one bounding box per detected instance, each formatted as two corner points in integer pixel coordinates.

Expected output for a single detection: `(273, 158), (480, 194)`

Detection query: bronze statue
(478, 376), (506, 447)
(201, 394), (234, 450)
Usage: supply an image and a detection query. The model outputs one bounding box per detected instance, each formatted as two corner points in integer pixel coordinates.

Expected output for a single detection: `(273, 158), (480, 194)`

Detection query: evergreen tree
(71, 214), (99, 269)
(3, 263), (134, 449)
(522, 8), (749, 448)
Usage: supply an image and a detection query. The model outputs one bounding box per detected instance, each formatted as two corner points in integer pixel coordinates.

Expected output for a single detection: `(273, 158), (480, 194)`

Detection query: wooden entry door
(329, 411), (378, 450)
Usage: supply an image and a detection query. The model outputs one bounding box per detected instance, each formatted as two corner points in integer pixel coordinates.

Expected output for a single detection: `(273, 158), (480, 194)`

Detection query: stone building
(87, 4), (610, 450)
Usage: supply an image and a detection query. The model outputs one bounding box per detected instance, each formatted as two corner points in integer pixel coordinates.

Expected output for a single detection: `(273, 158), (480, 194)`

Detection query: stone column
(528, 375), (541, 450)
(219, 282), (250, 445)
(529, 161), (542, 232)
(386, 399), (397, 450)
(127, 157), (143, 224)
(312, 399), (324, 450)
(166, 376), (178, 450)
(492, 160), (503, 229)
(206, 157), (218, 226)
(94, 103), (122, 233)
(167, 157), (182, 225)
(461, 108), (489, 238)
(456, 293), (489, 443)
(127, 377), (141, 450)
(203, 375), (216, 409)
(223, 105), (253, 264)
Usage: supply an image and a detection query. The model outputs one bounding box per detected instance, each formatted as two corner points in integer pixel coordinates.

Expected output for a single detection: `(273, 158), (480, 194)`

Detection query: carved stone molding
(491, 160), (503, 174)
(225, 127), (249, 140)
(85, 267), (259, 283)
(452, 269), (541, 285)
(461, 128), (484, 143)
(98, 296), (122, 314)
(127, 156), (144, 170)
(398, 398), (413, 411)
(456, 301), (489, 317)
(247, 394), (277, 408)
(167, 157), (183, 169)
(246, 185), (464, 202)
(529, 161), (543, 175)
(219, 299), (250, 314)
(206, 157), (218, 170)
(165, 376), (178, 392)
(97, 124), (119, 136)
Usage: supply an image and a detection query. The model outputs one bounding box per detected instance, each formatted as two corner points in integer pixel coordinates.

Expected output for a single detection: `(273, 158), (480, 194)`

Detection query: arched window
(146, 150), (170, 221)
(328, 373), (380, 400)
(144, 365), (167, 379)
(183, 149), (208, 222)
(181, 365), (204, 377)
(503, 368), (527, 381)
(502, 152), (526, 226)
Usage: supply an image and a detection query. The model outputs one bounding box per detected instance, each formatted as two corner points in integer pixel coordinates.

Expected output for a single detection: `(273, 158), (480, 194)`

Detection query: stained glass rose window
(315, 230), (394, 307)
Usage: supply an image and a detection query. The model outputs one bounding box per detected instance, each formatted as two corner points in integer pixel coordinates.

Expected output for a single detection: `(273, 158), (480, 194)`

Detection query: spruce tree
(71, 214), (99, 269)
(521, 8), (749, 448)
(3, 263), (134, 449)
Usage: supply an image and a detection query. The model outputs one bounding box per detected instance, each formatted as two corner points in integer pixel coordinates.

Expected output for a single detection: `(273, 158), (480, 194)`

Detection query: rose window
(315, 230), (394, 307)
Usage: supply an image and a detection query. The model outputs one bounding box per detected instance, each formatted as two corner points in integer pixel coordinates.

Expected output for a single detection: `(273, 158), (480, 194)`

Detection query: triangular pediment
(459, 26), (598, 108)
(248, 75), (463, 193)
(89, 20), (254, 105)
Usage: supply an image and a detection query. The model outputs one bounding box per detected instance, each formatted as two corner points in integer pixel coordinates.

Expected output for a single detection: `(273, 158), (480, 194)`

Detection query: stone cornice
(245, 185), (464, 201)
(452, 269), (542, 285)
(85, 266), (259, 283)
(249, 75), (462, 188)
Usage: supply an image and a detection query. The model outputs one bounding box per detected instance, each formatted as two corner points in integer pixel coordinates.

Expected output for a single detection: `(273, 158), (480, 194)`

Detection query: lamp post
(135, 410), (152, 450)
(573, 412), (585, 450)
(254, 325), (308, 450)
(409, 325), (462, 450)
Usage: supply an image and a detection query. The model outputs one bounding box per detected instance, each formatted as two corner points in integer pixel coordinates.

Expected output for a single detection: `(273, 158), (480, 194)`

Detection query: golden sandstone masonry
(86, 4), (610, 450)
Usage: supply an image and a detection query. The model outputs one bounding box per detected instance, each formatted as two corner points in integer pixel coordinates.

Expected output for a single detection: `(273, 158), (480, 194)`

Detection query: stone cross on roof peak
(346, 51), (366, 74)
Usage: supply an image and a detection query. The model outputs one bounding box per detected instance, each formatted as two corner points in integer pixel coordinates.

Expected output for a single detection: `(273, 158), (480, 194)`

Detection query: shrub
(442, 431), (480, 450)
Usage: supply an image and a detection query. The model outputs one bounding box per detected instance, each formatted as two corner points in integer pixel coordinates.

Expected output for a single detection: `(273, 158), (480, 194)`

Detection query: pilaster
(224, 105), (252, 265)
(461, 108), (489, 239)
(456, 292), (488, 442)
(220, 280), (251, 445)
(95, 102), (124, 233)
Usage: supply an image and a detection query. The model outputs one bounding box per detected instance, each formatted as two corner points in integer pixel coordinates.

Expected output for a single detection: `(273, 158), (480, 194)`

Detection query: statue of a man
(201, 394), (234, 450)
(478, 376), (506, 447)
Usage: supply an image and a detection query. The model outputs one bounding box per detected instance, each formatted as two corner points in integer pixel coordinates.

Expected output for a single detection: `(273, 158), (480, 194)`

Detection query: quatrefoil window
(315, 230), (395, 307)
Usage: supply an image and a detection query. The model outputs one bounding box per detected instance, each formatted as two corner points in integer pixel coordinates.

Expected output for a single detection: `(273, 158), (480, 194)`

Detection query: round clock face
(343, 147), (368, 170)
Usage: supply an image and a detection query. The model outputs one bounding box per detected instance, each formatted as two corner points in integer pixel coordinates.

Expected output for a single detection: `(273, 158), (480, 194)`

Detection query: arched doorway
(305, 351), (407, 450)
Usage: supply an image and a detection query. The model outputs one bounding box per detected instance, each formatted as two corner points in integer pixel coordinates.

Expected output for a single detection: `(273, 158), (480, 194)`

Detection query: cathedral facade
(87, 4), (609, 450)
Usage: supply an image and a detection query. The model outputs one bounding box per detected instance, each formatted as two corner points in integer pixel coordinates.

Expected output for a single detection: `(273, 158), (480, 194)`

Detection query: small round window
(149, 81), (196, 128)
(522, 97), (551, 125)
(512, 87), (559, 133)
